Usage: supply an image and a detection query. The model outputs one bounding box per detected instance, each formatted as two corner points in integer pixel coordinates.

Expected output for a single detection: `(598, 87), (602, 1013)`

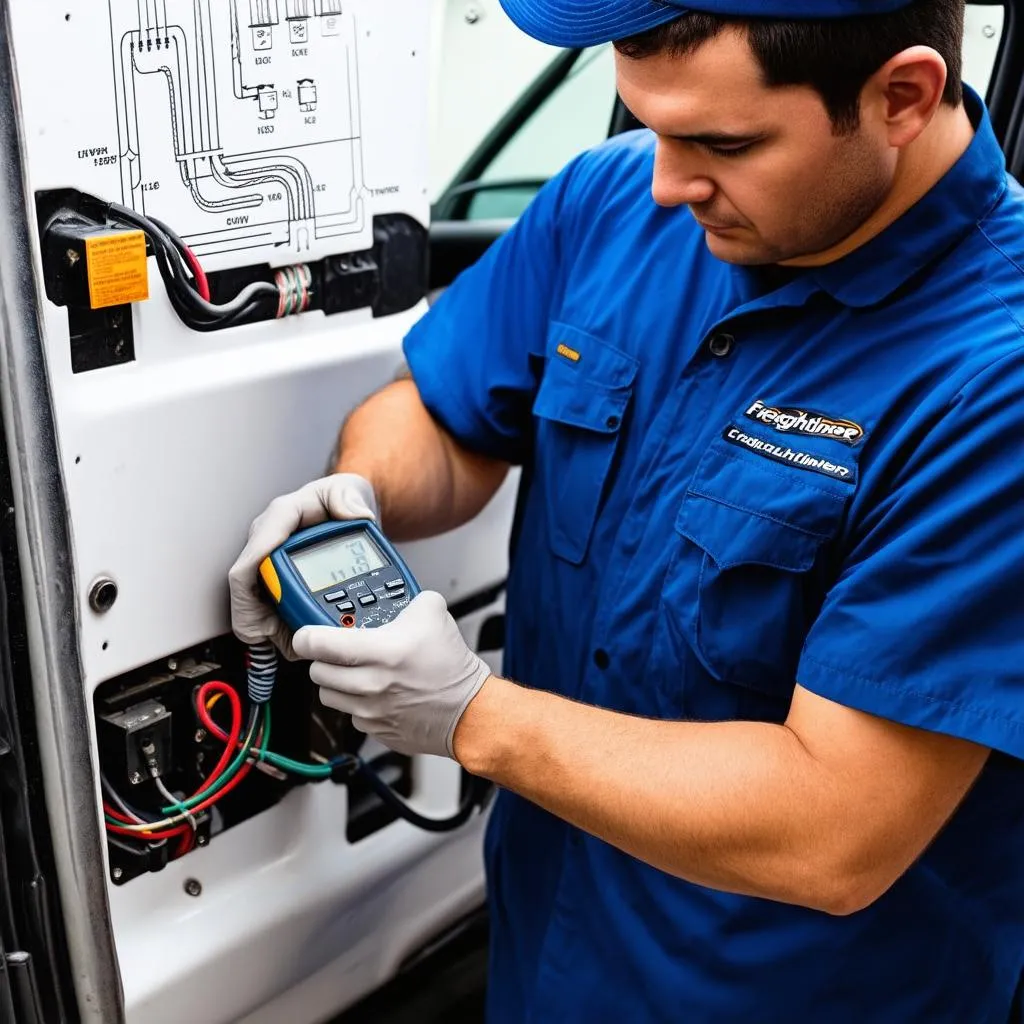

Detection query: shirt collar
(806, 85), (1007, 309)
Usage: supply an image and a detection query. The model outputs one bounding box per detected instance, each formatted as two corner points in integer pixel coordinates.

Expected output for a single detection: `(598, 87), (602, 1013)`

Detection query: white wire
(100, 774), (147, 824)
(153, 776), (197, 833)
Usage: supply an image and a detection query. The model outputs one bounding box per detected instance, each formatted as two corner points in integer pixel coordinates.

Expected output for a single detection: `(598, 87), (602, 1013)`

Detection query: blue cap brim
(499, 0), (919, 48)
(498, 0), (686, 48)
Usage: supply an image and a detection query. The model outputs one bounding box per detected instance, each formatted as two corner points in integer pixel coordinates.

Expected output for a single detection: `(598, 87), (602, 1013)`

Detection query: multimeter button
(385, 580), (404, 590)
(388, 589), (406, 599)
(336, 601), (355, 612)
(325, 589), (347, 602)
(358, 594), (377, 606)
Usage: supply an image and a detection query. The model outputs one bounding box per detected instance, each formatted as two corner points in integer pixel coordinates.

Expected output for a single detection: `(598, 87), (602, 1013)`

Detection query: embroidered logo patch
(556, 343), (581, 363)
(744, 399), (863, 446)
(723, 426), (856, 484)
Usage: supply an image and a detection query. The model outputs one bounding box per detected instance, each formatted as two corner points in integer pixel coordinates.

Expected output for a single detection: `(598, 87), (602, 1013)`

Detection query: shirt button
(593, 648), (610, 669)
(708, 332), (735, 358)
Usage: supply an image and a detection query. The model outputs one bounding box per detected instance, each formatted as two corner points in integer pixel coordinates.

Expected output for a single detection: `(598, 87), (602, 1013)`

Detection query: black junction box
(97, 698), (173, 787)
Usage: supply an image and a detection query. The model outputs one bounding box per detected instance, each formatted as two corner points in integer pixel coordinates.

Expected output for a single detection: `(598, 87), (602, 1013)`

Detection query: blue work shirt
(404, 87), (1024, 1023)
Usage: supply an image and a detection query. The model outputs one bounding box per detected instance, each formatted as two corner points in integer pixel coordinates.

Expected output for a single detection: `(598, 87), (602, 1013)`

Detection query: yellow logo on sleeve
(556, 343), (581, 363)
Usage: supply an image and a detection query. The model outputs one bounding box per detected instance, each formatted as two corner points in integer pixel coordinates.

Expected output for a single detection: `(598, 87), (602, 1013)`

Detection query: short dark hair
(613, 0), (965, 133)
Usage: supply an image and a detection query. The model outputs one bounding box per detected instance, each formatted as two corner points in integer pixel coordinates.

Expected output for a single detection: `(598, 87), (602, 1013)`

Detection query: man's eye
(702, 142), (756, 159)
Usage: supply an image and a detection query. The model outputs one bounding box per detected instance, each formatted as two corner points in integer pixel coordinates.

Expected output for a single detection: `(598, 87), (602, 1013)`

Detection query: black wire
(146, 214), (199, 277)
(347, 760), (483, 833)
(146, 214), (263, 324)
(163, 282), (270, 332)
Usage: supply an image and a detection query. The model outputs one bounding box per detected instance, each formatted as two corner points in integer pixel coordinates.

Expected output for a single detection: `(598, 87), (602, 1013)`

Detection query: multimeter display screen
(290, 531), (389, 592)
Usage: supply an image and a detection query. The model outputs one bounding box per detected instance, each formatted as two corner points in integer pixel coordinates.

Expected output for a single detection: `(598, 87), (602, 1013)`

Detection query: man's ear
(862, 45), (948, 149)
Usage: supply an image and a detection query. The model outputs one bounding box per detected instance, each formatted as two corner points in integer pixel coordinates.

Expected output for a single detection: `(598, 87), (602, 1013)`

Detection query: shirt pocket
(531, 323), (638, 565)
(665, 445), (848, 709)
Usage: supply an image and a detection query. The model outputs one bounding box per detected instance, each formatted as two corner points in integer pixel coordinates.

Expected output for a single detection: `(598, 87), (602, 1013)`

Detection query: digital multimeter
(259, 520), (420, 631)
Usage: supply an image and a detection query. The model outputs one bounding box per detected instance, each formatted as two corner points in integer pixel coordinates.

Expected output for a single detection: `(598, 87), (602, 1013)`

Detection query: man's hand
(228, 473), (378, 658)
(291, 591), (493, 758)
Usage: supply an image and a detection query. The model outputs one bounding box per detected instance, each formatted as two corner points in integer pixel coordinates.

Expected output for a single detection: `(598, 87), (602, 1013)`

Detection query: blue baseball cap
(499, 0), (917, 48)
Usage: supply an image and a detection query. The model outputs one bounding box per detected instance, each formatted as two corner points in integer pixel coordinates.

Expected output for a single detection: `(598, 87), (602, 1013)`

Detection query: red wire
(181, 242), (210, 301)
(103, 801), (132, 823)
(165, 681), (245, 855)
(196, 682), (243, 744)
(194, 681), (242, 794)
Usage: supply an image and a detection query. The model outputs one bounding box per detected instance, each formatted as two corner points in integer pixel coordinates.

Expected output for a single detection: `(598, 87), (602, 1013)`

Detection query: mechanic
(229, 1), (1024, 1020)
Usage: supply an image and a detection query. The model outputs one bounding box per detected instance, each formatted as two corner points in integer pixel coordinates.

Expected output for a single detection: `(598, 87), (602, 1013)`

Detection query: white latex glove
(291, 591), (492, 759)
(228, 473), (378, 658)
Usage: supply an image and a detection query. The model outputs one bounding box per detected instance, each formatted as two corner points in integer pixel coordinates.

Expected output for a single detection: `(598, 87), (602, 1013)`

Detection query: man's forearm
(452, 678), (963, 916)
(334, 379), (509, 541)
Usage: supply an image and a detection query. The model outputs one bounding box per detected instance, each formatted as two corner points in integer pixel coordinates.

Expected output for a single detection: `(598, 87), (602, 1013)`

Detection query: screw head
(129, 771), (142, 785)
(184, 878), (202, 897)
(983, 24), (997, 38)
(88, 577), (118, 613)
(65, 248), (80, 266)
(112, 867), (123, 881)
(196, 834), (208, 847)
(464, 5), (481, 23)
(194, 728), (206, 743)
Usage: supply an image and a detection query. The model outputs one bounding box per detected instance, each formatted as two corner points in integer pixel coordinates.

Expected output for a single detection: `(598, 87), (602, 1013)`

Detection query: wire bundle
(102, 676), (485, 861)
(101, 679), (358, 858)
(274, 264), (312, 318)
(106, 203), (311, 332)
(102, 681), (266, 855)
(246, 641), (278, 704)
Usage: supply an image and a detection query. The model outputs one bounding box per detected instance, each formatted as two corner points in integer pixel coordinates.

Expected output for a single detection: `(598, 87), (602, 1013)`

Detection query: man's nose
(651, 142), (716, 207)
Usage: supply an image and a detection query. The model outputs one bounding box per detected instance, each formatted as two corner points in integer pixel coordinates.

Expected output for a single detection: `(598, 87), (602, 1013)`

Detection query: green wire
(261, 750), (331, 778)
(158, 707), (260, 815)
(258, 702), (271, 761)
(256, 705), (332, 778)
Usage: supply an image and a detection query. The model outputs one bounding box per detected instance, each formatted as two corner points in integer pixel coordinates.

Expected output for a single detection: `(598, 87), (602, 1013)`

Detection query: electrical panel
(94, 639), (415, 885)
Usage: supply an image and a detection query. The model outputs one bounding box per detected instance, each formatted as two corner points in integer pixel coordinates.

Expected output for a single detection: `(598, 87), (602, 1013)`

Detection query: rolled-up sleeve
(799, 349), (1024, 758)
(403, 161), (583, 464)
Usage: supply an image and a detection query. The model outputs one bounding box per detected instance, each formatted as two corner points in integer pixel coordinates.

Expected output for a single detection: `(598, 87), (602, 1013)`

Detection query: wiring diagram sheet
(13, 0), (430, 272)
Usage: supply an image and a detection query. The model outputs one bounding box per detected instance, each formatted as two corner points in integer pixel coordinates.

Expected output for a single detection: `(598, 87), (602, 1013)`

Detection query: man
(229, 1), (1024, 1020)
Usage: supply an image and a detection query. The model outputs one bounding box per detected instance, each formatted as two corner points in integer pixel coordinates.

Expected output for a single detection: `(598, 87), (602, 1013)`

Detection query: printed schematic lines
(110, 0), (365, 256)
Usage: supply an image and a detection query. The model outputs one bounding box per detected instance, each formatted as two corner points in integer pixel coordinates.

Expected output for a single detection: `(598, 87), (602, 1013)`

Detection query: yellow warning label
(85, 230), (149, 309)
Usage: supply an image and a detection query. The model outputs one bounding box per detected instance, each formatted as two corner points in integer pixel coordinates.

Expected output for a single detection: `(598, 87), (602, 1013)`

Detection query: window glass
(480, 46), (615, 185)
(963, 4), (1004, 97)
(462, 46), (615, 220)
